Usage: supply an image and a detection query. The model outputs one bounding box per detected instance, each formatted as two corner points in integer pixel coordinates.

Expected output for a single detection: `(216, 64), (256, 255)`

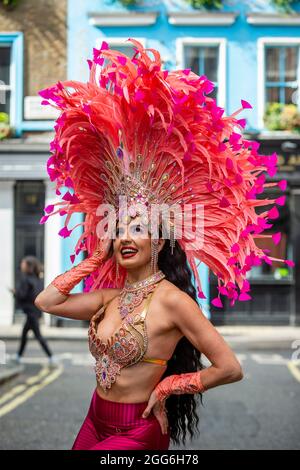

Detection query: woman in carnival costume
(35, 38), (293, 450)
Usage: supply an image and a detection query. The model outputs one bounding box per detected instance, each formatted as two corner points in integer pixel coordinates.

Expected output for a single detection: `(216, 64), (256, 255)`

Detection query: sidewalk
(1, 324), (300, 347)
(0, 324), (87, 340)
(217, 325), (300, 349)
(1, 324), (299, 385)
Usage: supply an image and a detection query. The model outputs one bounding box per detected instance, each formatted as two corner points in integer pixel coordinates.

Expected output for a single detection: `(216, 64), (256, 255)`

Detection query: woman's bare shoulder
(156, 279), (184, 297)
(154, 279), (186, 310)
(151, 280), (187, 337)
(155, 279), (197, 318)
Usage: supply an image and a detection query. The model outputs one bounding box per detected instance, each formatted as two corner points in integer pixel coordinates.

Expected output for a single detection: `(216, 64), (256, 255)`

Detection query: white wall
(0, 181), (15, 326)
(43, 180), (62, 326)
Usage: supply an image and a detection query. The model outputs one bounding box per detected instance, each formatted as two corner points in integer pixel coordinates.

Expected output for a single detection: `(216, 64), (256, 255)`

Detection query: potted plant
(264, 102), (300, 133)
(0, 112), (11, 140)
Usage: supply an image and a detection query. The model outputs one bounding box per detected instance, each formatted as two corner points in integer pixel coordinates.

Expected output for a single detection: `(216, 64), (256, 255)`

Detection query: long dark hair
(22, 256), (43, 278)
(157, 238), (206, 447)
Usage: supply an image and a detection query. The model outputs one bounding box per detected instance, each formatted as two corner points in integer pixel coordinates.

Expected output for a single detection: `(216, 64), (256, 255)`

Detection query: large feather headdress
(38, 38), (293, 308)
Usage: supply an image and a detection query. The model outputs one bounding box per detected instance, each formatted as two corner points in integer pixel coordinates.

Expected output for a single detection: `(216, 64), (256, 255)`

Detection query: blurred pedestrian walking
(8, 256), (56, 366)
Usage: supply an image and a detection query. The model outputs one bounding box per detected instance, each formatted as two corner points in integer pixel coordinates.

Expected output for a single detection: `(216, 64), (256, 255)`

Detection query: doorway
(14, 181), (45, 323)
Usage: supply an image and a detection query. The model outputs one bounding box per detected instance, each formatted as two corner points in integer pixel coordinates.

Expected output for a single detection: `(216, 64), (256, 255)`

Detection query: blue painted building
(65, 0), (300, 325)
(67, 0), (300, 131)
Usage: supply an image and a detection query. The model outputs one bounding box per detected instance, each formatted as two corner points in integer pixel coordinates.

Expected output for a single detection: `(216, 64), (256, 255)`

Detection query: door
(14, 181), (45, 323)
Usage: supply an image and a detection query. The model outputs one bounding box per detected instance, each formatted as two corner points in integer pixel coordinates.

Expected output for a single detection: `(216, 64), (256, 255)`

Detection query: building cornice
(246, 12), (300, 25)
(87, 11), (159, 27)
(0, 138), (52, 153)
(167, 11), (239, 26)
(244, 131), (300, 140)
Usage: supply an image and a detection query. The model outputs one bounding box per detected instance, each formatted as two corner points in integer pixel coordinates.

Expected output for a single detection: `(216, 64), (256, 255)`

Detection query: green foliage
(117, 0), (224, 8)
(112, 0), (300, 10)
(264, 102), (300, 132)
(186, 0), (223, 8)
(1, 0), (19, 6)
(270, 0), (298, 12)
(118, 0), (138, 6)
(0, 112), (9, 124)
(0, 112), (10, 140)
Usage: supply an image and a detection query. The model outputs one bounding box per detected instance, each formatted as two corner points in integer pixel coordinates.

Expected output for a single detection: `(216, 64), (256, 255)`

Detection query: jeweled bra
(88, 288), (168, 392)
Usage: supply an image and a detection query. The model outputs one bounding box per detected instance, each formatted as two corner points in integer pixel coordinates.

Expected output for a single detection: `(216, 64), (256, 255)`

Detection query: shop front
(210, 133), (300, 326)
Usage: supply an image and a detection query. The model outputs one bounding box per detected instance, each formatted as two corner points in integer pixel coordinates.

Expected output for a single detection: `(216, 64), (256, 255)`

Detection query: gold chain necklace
(118, 270), (165, 319)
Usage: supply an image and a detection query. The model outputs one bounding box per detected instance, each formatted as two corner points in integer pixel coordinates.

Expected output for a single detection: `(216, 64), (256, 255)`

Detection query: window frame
(94, 37), (147, 86)
(0, 32), (59, 136)
(0, 42), (12, 115)
(95, 36), (146, 57)
(176, 37), (226, 110)
(0, 33), (23, 135)
(257, 37), (300, 130)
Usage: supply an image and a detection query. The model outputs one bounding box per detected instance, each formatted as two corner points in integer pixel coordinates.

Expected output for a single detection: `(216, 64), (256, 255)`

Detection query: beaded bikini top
(88, 288), (168, 392)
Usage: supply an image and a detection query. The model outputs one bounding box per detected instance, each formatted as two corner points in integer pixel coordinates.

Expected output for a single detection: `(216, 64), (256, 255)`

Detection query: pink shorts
(71, 388), (171, 450)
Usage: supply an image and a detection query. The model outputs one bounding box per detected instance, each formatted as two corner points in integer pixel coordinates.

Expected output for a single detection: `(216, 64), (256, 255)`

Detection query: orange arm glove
(51, 246), (108, 296)
(154, 370), (206, 402)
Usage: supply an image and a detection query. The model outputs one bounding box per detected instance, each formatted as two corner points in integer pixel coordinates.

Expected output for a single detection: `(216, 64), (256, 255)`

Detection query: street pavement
(0, 338), (299, 450)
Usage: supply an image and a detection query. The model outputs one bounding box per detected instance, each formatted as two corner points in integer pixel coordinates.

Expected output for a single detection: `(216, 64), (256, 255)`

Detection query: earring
(115, 258), (119, 281)
(170, 222), (175, 255)
(151, 239), (159, 274)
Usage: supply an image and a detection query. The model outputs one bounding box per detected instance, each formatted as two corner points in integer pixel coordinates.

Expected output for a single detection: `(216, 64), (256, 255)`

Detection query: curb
(224, 338), (297, 350)
(1, 326), (300, 347)
(0, 364), (24, 385)
(1, 335), (86, 341)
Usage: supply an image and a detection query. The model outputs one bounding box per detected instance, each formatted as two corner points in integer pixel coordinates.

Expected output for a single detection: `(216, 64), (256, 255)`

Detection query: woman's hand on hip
(142, 390), (169, 435)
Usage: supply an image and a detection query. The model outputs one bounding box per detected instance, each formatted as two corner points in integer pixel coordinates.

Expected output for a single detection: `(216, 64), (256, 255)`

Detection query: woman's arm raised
(34, 285), (120, 321)
(34, 239), (114, 321)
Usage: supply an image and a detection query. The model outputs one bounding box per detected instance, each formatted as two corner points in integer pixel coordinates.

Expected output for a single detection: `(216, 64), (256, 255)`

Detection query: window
(257, 38), (300, 129)
(0, 33), (23, 135)
(176, 38), (226, 108)
(95, 38), (146, 86)
(265, 45), (299, 106)
(0, 44), (12, 116)
(184, 45), (219, 101)
(95, 37), (146, 54)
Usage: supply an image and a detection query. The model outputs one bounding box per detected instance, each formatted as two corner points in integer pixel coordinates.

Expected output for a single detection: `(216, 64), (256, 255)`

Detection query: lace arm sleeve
(154, 370), (206, 402)
(51, 248), (107, 296)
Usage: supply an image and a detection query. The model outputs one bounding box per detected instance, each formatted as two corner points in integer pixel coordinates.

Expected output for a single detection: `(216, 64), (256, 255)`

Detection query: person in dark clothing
(9, 256), (55, 365)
